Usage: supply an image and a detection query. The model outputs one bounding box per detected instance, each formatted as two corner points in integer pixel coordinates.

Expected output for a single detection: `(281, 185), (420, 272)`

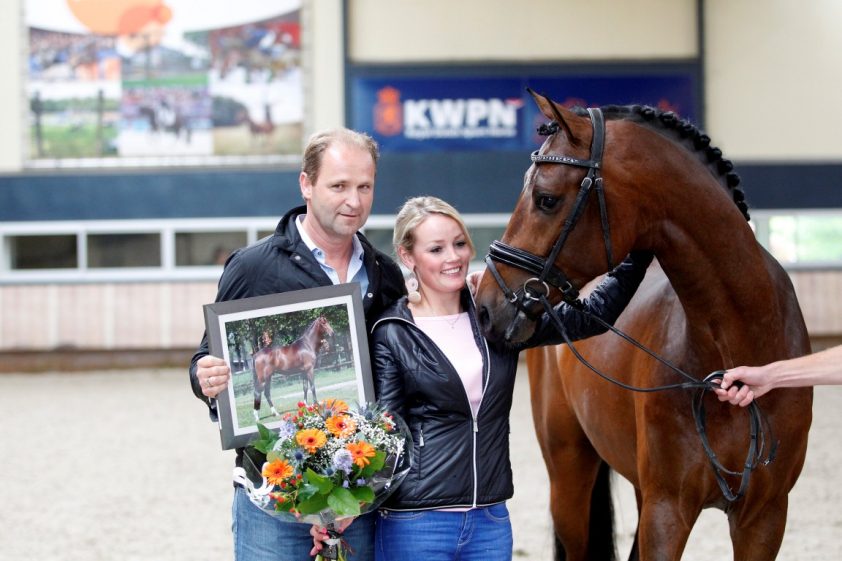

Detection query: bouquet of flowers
(232, 399), (411, 560)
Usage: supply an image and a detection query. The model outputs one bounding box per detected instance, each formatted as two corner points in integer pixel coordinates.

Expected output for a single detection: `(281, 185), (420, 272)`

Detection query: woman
(367, 196), (652, 561)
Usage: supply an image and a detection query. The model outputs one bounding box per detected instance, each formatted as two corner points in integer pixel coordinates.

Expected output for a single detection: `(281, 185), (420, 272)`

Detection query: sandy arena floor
(1, 365), (840, 560)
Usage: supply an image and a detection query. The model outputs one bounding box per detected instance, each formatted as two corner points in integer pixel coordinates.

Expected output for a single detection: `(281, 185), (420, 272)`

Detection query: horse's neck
(654, 206), (788, 364)
(299, 321), (320, 348)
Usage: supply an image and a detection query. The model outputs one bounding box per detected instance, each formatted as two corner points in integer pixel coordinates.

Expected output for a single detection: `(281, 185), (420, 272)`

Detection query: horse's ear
(526, 88), (583, 146)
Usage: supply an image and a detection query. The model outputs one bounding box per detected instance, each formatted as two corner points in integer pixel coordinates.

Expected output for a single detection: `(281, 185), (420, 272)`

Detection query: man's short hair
(301, 128), (379, 184)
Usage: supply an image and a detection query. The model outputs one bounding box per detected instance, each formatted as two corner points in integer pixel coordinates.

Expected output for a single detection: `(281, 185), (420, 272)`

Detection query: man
(189, 128), (405, 560)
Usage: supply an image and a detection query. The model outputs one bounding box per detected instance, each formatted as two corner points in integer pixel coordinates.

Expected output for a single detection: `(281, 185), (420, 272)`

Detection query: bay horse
(476, 91), (812, 560)
(251, 315), (334, 422)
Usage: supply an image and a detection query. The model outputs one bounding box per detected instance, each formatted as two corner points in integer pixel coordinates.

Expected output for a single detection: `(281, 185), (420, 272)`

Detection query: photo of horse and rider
(222, 303), (360, 430)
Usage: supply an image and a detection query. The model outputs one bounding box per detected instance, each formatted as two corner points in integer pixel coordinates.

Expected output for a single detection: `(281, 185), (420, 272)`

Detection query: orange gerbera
(323, 398), (349, 413)
(296, 428), (327, 453)
(325, 414), (357, 438)
(346, 441), (376, 468)
(262, 459), (294, 485)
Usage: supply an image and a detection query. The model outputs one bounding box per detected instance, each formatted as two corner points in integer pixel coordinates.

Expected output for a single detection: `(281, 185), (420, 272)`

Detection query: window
(176, 232), (247, 266)
(7, 234), (77, 269)
(87, 233), (160, 268)
(753, 212), (842, 266)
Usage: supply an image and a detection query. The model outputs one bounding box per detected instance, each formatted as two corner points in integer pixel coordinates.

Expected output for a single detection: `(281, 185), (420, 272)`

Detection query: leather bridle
(483, 107), (776, 502)
(485, 108), (613, 312)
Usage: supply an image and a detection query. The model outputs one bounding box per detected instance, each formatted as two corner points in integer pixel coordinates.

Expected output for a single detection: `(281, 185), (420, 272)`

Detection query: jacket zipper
(373, 309), (491, 508)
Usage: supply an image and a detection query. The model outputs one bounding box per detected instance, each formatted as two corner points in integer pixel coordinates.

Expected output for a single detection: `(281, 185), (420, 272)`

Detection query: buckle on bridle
(522, 277), (550, 301)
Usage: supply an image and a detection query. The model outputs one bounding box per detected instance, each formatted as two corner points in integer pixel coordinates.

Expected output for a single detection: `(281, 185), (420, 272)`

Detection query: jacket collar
(376, 288), (476, 328)
(272, 205), (379, 257)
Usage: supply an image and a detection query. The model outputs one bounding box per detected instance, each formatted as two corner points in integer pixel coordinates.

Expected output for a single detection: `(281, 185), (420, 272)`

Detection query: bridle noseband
(485, 107), (614, 313)
(483, 106), (776, 503)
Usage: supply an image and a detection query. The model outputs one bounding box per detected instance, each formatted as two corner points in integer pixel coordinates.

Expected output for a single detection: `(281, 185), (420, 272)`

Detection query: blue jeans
(232, 487), (375, 561)
(375, 503), (513, 561)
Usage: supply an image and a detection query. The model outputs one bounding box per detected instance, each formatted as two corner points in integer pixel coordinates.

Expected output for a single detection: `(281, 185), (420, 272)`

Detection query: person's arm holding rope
(715, 344), (842, 407)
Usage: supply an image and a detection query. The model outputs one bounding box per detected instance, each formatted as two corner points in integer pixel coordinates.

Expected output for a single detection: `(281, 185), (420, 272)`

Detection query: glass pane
(768, 216), (797, 263)
(8, 234), (77, 269)
(467, 225), (506, 258)
(175, 231), (247, 266)
(87, 233), (160, 268)
(363, 228), (395, 257)
(257, 229), (275, 240)
(768, 215), (842, 263)
(795, 216), (842, 262)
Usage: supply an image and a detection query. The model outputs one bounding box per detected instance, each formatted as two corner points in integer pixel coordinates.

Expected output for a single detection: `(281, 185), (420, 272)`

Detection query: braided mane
(561, 105), (750, 221)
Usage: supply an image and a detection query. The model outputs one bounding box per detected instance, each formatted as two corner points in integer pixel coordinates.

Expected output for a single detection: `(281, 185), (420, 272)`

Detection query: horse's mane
(565, 105), (750, 221)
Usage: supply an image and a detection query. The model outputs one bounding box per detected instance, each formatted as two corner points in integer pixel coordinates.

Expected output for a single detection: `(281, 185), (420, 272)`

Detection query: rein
(485, 106), (777, 502)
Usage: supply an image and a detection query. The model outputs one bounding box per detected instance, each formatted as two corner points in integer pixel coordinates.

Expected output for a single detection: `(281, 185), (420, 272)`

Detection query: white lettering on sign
(403, 98), (520, 139)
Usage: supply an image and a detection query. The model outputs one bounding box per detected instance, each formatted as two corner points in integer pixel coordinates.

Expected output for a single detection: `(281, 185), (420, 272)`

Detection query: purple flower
(332, 449), (353, 473)
(276, 421), (296, 441)
(356, 478), (367, 486)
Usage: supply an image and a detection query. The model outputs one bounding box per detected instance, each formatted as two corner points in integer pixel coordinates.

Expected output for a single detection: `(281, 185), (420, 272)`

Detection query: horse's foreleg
(263, 377), (279, 417)
(253, 380), (262, 423)
(546, 446), (612, 561)
(309, 372), (317, 403)
(635, 494), (695, 561)
(728, 495), (787, 561)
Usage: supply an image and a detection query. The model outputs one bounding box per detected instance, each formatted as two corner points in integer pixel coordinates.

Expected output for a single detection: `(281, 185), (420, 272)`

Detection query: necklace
(444, 312), (463, 329)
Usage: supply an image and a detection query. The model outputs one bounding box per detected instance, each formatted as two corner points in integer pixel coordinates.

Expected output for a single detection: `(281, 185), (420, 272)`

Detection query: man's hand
(196, 355), (231, 398)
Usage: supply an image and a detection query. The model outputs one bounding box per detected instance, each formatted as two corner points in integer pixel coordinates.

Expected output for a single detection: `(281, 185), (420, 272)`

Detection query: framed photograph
(204, 284), (374, 449)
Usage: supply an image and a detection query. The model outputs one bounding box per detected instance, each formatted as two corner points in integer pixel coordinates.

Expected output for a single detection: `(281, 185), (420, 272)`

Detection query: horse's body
(238, 104), (275, 143)
(251, 316), (333, 421)
(476, 93), (812, 560)
(139, 103), (191, 142)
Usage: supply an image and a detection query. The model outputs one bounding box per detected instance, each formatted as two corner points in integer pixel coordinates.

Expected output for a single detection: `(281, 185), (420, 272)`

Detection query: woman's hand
(309, 518), (356, 556)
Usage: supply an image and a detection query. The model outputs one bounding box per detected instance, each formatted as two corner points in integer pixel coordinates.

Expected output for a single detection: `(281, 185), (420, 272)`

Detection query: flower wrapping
(233, 399), (412, 529)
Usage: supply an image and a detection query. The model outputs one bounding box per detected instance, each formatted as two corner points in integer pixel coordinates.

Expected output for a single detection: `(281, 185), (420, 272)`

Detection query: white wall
(0, 0), (23, 173)
(303, 0), (345, 133)
(705, 0), (842, 161)
(348, 0), (697, 61)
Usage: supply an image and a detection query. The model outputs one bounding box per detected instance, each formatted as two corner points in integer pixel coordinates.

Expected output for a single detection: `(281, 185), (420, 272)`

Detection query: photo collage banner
(26, 0), (303, 167)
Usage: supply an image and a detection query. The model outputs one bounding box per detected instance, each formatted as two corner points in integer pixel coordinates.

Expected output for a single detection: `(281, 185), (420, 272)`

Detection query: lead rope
(537, 293), (777, 502)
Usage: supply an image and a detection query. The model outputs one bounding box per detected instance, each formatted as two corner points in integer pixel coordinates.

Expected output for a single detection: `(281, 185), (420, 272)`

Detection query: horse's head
(477, 90), (638, 345)
(317, 316), (334, 339)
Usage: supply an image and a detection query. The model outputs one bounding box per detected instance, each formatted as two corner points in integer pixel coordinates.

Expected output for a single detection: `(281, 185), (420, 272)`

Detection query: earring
(406, 272), (422, 304)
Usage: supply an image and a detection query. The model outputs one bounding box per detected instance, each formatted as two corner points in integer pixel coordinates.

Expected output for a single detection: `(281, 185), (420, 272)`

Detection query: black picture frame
(203, 284), (374, 449)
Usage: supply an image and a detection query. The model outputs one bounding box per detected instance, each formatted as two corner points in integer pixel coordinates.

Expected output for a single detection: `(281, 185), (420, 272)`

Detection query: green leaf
(327, 486), (361, 517)
(298, 493), (329, 515)
(350, 485), (375, 505)
(257, 423), (274, 440)
(361, 451), (386, 477)
(298, 483), (321, 501)
(251, 423), (278, 454)
(266, 450), (282, 463)
(306, 468), (333, 494)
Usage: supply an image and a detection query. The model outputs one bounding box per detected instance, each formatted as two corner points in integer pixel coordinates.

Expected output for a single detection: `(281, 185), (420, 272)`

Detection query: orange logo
(374, 87), (403, 136)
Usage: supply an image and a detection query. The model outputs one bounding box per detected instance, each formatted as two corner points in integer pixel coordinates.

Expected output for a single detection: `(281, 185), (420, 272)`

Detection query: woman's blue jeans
(375, 503), (513, 561)
(232, 487), (375, 560)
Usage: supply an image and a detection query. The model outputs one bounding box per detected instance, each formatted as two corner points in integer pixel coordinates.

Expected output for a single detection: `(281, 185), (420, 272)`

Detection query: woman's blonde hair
(393, 196), (476, 259)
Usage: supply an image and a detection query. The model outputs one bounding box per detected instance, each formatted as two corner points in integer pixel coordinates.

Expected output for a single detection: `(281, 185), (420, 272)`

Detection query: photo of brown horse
(250, 315), (334, 422)
(476, 90), (812, 560)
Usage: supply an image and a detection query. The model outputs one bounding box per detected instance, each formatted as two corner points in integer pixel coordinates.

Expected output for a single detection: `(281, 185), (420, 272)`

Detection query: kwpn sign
(357, 78), (527, 151)
(370, 82), (523, 146)
(352, 73), (698, 153)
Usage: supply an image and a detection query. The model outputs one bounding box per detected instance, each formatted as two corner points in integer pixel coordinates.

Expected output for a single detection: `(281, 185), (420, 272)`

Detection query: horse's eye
(535, 195), (560, 211)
